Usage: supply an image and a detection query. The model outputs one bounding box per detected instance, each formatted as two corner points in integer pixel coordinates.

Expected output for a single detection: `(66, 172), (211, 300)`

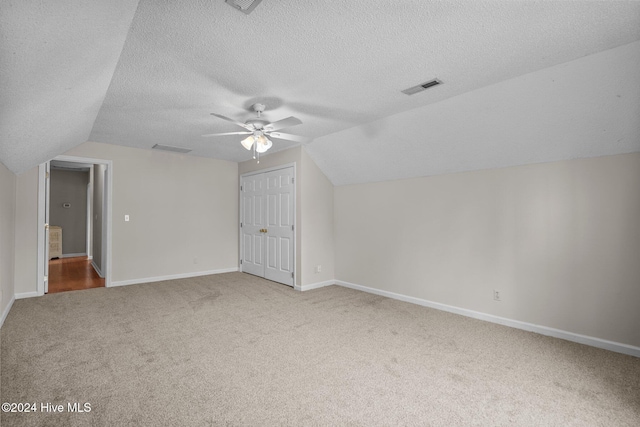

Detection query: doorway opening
(37, 155), (113, 295)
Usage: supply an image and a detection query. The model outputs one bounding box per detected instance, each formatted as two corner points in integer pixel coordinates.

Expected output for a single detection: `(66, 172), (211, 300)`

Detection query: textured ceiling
(1, 1), (640, 183)
(0, 0), (139, 174)
(310, 40), (640, 185)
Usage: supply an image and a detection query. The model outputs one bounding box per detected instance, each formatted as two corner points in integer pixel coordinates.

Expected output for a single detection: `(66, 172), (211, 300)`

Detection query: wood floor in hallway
(48, 256), (105, 293)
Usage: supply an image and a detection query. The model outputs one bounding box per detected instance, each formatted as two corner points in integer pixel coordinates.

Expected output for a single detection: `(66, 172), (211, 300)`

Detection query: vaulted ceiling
(1, 1), (639, 184)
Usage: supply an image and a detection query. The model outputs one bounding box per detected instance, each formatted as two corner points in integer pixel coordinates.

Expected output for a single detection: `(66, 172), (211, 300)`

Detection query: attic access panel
(225, 0), (263, 15)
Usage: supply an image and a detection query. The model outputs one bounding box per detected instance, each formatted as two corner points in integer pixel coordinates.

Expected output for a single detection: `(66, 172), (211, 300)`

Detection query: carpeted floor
(1, 272), (639, 426)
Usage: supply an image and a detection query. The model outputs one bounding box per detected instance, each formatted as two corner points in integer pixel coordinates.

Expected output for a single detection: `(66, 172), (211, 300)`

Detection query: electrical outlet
(193, 257), (198, 265)
(493, 289), (501, 301)
(124, 214), (130, 222)
(315, 265), (322, 273)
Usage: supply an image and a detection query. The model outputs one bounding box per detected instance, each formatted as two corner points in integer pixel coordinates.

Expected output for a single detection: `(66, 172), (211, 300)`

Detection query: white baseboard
(295, 280), (334, 292)
(335, 280), (640, 358)
(109, 267), (239, 287)
(91, 261), (104, 278)
(1, 294), (15, 329)
(15, 291), (40, 300)
(61, 253), (87, 258)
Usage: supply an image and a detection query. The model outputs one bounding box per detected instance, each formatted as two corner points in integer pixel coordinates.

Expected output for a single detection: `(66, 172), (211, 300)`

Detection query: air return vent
(225, 0), (263, 15)
(152, 144), (192, 154)
(401, 79), (442, 95)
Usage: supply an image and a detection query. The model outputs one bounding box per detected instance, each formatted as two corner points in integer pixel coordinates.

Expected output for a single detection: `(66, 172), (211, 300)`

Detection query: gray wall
(13, 167), (39, 296)
(0, 161), (16, 322)
(50, 169), (89, 255)
(334, 153), (640, 348)
(66, 142), (239, 283)
(300, 149), (334, 286)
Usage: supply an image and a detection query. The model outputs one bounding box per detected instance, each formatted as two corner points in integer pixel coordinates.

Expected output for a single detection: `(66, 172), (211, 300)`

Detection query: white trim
(1, 294), (15, 329)
(37, 164), (46, 296)
(15, 292), (39, 300)
(44, 162), (51, 294)
(86, 173), (92, 259)
(104, 164), (113, 287)
(91, 261), (104, 278)
(53, 155), (112, 166)
(295, 280), (334, 292)
(241, 162), (297, 178)
(61, 253), (87, 258)
(109, 268), (239, 287)
(335, 280), (640, 358)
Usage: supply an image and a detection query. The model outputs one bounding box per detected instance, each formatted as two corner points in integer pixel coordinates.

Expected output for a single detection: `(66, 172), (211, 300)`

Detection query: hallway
(48, 257), (104, 293)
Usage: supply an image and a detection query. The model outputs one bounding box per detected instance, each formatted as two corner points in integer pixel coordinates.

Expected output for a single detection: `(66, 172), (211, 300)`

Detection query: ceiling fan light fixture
(241, 135), (255, 150)
(205, 103), (304, 161)
(255, 135), (272, 153)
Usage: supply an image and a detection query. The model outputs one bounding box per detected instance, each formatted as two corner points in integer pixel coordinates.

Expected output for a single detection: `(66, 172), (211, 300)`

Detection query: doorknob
(259, 228), (268, 233)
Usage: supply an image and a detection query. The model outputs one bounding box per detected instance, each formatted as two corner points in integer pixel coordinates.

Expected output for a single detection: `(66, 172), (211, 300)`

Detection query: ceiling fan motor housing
(252, 103), (266, 114)
(246, 119), (269, 130)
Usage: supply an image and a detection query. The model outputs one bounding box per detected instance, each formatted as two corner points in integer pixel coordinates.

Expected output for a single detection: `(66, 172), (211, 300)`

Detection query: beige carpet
(2, 272), (639, 426)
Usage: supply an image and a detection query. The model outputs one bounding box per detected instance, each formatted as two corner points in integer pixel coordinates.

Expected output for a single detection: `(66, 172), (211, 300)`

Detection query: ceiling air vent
(401, 79), (442, 95)
(225, 0), (263, 15)
(152, 144), (192, 154)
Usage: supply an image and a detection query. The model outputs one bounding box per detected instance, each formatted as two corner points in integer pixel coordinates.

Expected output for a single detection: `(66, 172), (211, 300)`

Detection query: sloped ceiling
(0, 0), (139, 174)
(310, 41), (640, 185)
(1, 1), (639, 183)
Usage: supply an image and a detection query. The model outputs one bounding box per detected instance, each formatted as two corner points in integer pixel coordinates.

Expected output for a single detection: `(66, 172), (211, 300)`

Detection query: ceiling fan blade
(210, 113), (252, 130)
(202, 131), (252, 137)
(264, 116), (302, 131)
(267, 131), (311, 143)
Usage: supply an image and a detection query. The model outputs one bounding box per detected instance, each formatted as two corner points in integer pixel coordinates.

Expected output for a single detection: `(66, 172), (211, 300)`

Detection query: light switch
(124, 215), (130, 222)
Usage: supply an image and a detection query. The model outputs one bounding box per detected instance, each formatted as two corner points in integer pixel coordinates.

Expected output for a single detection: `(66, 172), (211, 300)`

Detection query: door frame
(43, 161), (50, 294)
(86, 167), (93, 260)
(37, 155), (113, 294)
(239, 162), (296, 287)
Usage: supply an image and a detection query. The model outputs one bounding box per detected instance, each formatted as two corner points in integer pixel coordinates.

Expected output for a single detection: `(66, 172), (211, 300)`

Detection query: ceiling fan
(202, 103), (308, 160)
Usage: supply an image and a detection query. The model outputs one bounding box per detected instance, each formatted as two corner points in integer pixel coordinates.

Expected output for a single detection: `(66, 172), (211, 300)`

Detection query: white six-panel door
(241, 166), (294, 286)
(241, 173), (265, 277)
